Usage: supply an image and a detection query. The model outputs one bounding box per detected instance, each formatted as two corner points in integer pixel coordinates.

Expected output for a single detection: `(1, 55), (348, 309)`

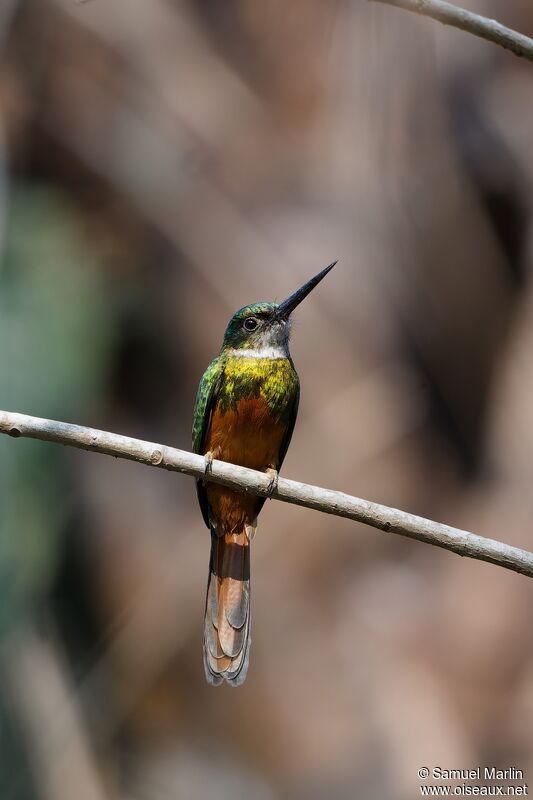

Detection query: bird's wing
(254, 370), (300, 518)
(277, 376), (300, 471)
(192, 355), (225, 528)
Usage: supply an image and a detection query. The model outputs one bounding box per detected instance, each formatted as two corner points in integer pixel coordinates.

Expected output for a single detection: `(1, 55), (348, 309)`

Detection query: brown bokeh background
(1, 1), (533, 798)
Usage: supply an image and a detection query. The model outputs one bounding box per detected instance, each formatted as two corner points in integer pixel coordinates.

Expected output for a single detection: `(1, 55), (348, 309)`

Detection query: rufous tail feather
(203, 525), (251, 686)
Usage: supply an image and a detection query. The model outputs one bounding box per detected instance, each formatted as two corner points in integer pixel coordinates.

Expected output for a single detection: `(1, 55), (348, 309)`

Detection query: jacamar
(192, 262), (336, 686)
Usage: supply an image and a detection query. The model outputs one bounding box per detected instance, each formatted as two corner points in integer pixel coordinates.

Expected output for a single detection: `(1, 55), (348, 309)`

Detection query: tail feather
(204, 527), (251, 686)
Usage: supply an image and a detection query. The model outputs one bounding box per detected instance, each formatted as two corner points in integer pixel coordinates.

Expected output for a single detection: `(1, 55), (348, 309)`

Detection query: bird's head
(221, 262), (336, 356)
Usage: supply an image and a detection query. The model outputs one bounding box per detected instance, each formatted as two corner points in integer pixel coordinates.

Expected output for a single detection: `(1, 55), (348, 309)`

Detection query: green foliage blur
(0, 186), (112, 636)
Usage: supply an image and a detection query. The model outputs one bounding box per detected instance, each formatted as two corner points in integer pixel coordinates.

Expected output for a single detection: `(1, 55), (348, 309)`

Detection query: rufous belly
(204, 395), (287, 533)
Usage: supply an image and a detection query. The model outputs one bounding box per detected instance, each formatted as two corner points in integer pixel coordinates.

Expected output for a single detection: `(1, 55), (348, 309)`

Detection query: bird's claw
(265, 468), (279, 499)
(204, 451), (214, 475)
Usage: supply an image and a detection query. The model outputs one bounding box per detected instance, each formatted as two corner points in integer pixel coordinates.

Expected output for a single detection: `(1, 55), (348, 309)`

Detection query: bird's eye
(243, 317), (258, 331)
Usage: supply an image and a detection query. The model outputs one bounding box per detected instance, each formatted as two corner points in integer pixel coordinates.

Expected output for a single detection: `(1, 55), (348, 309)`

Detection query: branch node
(150, 448), (163, 466)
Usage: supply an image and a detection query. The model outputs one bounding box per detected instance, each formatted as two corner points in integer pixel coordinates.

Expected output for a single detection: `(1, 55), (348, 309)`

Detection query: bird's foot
(204, 450), (214, 476)
(265, 468), (279, 499)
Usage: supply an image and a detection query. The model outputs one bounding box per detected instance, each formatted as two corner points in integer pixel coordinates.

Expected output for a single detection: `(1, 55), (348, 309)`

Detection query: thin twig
(1, 629), (109, 800)
(369, 0), (533, 63)
(1, 409), (532, 578)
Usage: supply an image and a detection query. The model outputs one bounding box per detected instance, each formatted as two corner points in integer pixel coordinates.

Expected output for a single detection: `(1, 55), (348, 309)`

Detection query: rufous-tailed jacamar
(193, 262), (336, 686)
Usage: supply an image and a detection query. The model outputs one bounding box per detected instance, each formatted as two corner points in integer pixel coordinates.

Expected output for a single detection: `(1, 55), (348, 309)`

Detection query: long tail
(203, 525), (251, 686)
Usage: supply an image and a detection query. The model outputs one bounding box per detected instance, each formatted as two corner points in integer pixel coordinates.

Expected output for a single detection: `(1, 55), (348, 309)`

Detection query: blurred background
(1, 0), (533, 798)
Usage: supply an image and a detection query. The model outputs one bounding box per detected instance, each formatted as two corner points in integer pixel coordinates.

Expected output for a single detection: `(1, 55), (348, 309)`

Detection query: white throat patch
(227, 345), (288, 359)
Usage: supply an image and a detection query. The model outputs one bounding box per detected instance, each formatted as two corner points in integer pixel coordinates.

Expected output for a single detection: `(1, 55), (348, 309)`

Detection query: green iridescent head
(221, 262), (336, 354)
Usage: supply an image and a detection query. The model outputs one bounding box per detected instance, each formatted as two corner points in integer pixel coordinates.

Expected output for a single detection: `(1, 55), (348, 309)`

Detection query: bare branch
(369, 0), (533, 63)
(1, 409), (532, 578)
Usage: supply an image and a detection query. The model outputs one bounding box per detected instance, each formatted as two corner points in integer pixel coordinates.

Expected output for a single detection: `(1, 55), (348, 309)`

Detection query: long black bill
(275, 261), (337, 320)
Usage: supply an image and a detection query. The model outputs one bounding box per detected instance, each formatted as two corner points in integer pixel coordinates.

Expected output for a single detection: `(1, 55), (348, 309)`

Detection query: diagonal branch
(1, 409), (532, 578)
(369, 0), (533, 63)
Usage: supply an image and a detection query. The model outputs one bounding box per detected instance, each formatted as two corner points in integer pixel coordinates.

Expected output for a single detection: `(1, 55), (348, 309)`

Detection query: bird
(192, 262), (336, 686)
